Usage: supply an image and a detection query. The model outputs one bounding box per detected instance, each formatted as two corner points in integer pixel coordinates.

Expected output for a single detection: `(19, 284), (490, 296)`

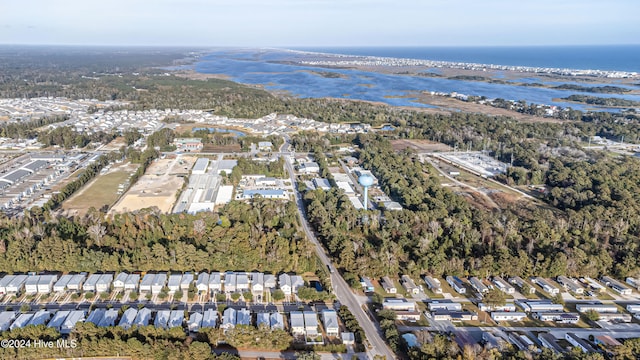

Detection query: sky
(1, 0), (639, 47)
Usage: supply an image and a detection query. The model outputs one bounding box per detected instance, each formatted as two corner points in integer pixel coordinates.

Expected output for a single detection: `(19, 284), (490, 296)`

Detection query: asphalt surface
(283, 150), (396, 360)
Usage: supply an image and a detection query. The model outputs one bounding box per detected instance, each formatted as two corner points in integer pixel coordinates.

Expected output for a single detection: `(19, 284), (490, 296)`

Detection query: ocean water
(292, 45), (640, 73)
(195, 48), (640, 111)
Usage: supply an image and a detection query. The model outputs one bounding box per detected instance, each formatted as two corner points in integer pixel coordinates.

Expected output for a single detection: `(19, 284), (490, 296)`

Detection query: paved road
(283, 151), (396, 360)
(213, 348), (369, 360)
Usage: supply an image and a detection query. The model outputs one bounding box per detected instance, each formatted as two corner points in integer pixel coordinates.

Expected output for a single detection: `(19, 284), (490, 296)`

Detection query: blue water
(195, 48), (640, 111)
(293, 45), (640, 73)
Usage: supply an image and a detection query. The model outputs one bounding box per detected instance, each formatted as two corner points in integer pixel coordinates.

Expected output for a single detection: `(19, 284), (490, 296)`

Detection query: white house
(322, 310), (339, 336)
(491, 312), (527, 322)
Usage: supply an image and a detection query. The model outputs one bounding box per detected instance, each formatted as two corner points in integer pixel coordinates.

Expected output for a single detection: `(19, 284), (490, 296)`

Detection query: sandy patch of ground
(110, 155), (196, 214)
(391, 139), (452, 153)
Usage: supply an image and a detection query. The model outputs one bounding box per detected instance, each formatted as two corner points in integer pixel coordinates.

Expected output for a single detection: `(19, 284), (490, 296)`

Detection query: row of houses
(0, 310), (85, 334)
(0, 272), (307, 297)
(0, 306), (347, 342)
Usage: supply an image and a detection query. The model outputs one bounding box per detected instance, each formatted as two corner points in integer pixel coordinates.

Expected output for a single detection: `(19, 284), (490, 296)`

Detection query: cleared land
(202, 143), (242, 152)
(110, 155), (195, 214)
(62, 163), (138, 216)
(101, 137), (128, 151)
(174, 122), (252, 135)
(391, 139), (452, 153)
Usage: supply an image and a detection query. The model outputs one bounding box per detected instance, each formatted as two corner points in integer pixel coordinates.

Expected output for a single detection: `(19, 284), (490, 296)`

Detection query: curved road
(283, 151), (395, 360)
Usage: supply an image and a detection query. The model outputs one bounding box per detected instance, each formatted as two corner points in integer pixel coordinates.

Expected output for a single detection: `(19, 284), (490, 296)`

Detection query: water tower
(358, 174), (374, 210)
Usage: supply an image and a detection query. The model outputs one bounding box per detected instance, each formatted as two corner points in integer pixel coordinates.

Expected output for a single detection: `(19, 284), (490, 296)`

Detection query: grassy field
(62, 169), (134, 215)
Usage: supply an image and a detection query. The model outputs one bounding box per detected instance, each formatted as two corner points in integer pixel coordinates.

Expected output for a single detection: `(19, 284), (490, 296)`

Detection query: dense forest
(1, 200), (312, 274)
(0, 321), (242, 360)
(302, 134), (640, 280)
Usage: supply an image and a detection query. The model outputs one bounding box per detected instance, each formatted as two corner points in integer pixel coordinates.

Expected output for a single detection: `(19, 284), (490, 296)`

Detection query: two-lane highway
(283, 152), (395, 360)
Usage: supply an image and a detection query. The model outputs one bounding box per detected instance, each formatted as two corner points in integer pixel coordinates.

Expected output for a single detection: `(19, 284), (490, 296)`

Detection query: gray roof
(47, 311), (69, 330)
(168, 310), (184, 328)
(86, 309), (105, 325)
(134, 308), (152, 326)
(155, 310), (171, 329)
(10, 313), (33, 330)
(192, 158), (209, 172)
(0, 311), (16, 331)
(118, 308), (138, 329)
(2, 169), (31, 184)
(22, 160), (48, 172)
(202, 309), (218, 328)
(28, 310), (51, 326)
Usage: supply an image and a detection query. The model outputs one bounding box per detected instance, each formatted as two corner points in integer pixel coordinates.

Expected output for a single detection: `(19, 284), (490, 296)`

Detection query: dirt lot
(174, 122), (252, 135)
(110, 155), (195, 214)
(391, 139), (452, 153)
(202, 144), (242, 153)
(101, 137), (127, 151)
(62, 162), (138, 216)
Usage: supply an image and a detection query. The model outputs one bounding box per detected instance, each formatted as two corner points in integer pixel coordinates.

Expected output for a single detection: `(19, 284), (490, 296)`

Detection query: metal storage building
(118, 308), (138, 330)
